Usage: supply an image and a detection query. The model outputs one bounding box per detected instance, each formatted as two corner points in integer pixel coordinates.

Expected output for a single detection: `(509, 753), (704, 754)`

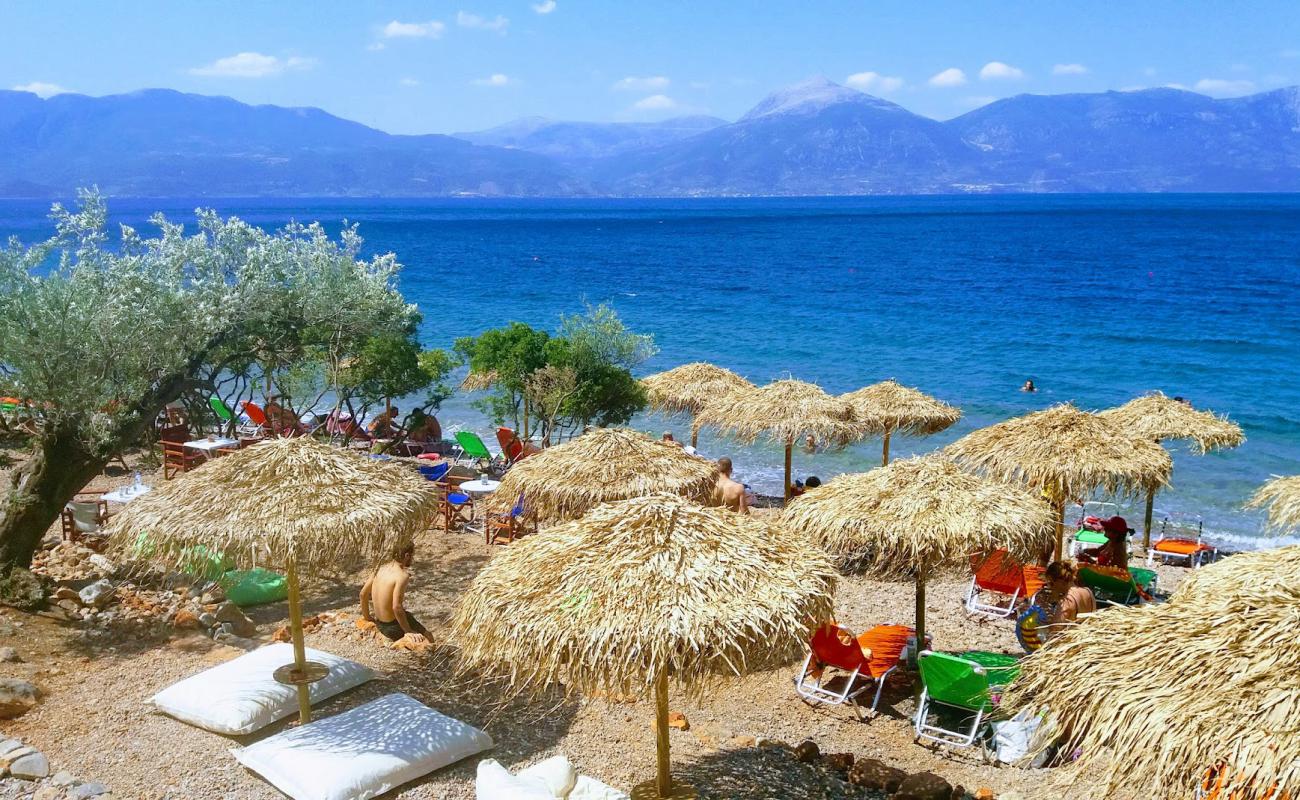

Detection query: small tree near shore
(0, 191), (419, 578)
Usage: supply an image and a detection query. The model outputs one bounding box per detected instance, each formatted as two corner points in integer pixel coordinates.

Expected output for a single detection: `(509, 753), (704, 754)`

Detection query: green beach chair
(1078, 565), (1158, 605)
(454, 431), (498, 470)
(914, 650), (1020, 748)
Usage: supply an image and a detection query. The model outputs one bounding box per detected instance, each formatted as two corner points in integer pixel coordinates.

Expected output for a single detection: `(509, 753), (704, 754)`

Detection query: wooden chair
(159, 423), (201, 479)
(61, 493), (112, 547)
(486, 491), (537, 545)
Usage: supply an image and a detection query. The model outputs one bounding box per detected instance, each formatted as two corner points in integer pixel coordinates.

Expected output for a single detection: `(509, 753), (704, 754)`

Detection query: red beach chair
(794, 623), (912, 719)
(964, 549), (1043, 619)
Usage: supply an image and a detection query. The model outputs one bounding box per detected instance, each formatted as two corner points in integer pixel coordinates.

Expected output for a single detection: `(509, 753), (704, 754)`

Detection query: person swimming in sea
(1022, 379), (1037, 393)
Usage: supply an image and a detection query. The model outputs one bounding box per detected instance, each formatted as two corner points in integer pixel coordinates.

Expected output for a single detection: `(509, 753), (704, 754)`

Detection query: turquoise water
(2, 195), (1298, 546)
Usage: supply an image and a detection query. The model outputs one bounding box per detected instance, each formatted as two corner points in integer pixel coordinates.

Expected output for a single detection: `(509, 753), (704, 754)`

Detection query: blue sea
(3, 195), (1298, 547)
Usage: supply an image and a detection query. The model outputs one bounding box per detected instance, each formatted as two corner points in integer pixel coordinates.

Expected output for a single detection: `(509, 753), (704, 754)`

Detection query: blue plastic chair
(418, 462), (450, 483)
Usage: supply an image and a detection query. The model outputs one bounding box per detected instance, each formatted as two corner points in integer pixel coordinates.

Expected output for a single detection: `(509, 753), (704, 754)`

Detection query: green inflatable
(220, 568), (289, 607)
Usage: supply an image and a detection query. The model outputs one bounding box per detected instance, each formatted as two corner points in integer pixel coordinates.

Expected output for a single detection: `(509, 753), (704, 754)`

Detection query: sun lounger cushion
(151, 643), (375, 735)
(477, 756), (629, 800)
(233, 692), (493, 800)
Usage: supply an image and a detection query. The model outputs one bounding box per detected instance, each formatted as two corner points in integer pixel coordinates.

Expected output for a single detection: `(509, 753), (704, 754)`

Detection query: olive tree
(0, 191), (418, 575)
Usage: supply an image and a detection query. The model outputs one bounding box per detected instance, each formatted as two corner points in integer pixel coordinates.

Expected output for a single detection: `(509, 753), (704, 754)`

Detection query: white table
(103, 484), (151, 504)
(459, 479), (501, 497)
(184, 437), (239, 457)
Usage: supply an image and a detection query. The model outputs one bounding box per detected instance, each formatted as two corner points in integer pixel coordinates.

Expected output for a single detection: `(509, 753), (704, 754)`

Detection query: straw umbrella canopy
(1247, 475), (1300, 533)
(781, 455), (1054, 647)
(692, 379), (869, 502)
(946, 403), (1172, 559)
(459, 369), (498, 392)
(106, 437), (440, 723)
(1100, 392), (1244, 547)
(840, 379), (961, 466)
(452, 493), (837, 798)
(1003, 545), (1300, 800)
(641, 362), (754, 448)
(485, 427), (718, 522)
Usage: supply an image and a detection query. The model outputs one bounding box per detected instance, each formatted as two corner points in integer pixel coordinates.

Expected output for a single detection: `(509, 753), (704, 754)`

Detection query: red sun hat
(1101, 516), (1134, 535)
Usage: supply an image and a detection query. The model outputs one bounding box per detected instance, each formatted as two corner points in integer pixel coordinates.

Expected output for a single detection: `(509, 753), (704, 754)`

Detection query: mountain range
(2, 77), (1298, 197)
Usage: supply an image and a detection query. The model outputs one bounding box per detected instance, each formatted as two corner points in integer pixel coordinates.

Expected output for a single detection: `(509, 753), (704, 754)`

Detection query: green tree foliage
(0, 191), (419, 574)
(454, 322), (550, 429)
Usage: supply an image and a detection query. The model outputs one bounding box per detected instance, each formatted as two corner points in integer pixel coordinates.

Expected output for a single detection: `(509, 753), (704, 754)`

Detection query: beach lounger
(1077, 565), (1158, 606)
(1148, 518), (1217, 568)
(964, 550), (1045, 619)
(794, 623), (912, 719)
(913, 650), (1020, 749)
(496, 426), (525, 465)
(453, 430), (499, 471)
(231, 692), (493, 800)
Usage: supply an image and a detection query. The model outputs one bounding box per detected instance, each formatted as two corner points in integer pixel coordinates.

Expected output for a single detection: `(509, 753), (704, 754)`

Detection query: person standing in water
(360, 542), (431, 642)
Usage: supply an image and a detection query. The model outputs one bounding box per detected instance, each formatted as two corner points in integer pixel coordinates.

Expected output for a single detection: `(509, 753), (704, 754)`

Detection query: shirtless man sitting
(359, 542), (431, 642)
(713, 457), (749, 514)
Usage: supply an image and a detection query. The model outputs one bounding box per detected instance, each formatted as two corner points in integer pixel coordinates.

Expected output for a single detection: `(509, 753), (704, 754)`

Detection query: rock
(214, 602), (256, 637)
(9, 750), (50, 780)
(849, 758), (907, 793)
(0, 679), (39, 719)
(667, 711), (689, 731)
(823, 752), (855, 774)
(756, 738), (789, 749)
(1, 745), (34, 768)
(728, 735), (757, 748)
(0, 739), (24, 757)
(272, 625), (292, 643)
(172, 609), (200, 629)
(198, 612), (217, 629)
(211, 632), (259, 651)
(52, 770), (78, 786)
(34, 785), (63, 800)
(87, 554), (116, 574)
(53, 587), (81, 603)
(0, 647), (20, 663)
(78, 579), (115, 609)
(57, 599), (81, 614)
(354, 618), (377, 634)
(792, 740), (820, 763)
(70, 782), (110, 798)
(892, 772), (954, 800)
(975, 789), (995, 800)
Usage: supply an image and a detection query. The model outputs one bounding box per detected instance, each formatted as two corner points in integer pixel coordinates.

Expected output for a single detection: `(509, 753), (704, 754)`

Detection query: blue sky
(4, 1), (1299, 133)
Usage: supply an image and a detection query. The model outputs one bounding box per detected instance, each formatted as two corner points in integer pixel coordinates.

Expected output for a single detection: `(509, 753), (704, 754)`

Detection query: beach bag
(991, 709), (1041, 762)
(220, 568), (288, 607)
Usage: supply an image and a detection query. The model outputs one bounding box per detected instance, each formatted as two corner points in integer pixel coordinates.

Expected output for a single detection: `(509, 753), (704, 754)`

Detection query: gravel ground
(2, 449), (1193, 799)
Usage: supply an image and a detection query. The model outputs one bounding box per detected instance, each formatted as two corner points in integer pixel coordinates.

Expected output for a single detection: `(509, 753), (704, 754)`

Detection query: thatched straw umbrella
(1100, 392), (1244, 548)
(781, 455), (1053, 647)
(1247, 475), (1300, 533)
(1003, 545), (1300, 800)
(106, 437), (439, 723)
(840, 379), (960, 466)
(459, 369), (498, 392)
(452, 493), (836, 798)
(692, 379), (869, 502)
(486, 427), (718, 522)
(946, 403), (1172, 559)
(641, 362), (754, 448)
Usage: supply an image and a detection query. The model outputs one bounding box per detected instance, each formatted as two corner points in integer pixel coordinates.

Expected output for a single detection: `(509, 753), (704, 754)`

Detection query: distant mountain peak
(739, 76), (899, 122)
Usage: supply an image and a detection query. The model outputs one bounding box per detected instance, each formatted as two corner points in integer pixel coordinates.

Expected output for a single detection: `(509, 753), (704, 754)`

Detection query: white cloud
(457, 11), (509, 32)
(400, 77), (420, 87)
(12, 81), (70, 98)
(1194, 77), (1256, 96)
(382, 20), (445, 39)
(189, 52), (315, 78)
(472, 73), (512, 87)
(1052, 63), (1088, 76)
(531, 0), (556, 13)
(928, 67), (967, 88)
(632, 94), (676, 111)
(613, 75), (670, 92)
(979, 61), (1024, 80)
(845, 71), (904, 93)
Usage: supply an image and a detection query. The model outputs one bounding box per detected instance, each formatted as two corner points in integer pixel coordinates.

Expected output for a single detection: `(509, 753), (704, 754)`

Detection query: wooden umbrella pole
(882, 429), (892, 467)
(285, 560), (311, 724)
(1054, 497), (1066, 561)
(1143, 487), (1155, 550)
(523, 396), (530, 441)
(914, 561), (926, 658)
(654, 667), (672, 798)
(690, 423), (698, 449)
(784, 439), (793, 503)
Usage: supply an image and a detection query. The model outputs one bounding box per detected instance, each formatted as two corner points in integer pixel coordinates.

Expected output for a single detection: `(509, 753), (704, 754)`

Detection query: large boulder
(78, 579), (116, 609)
(214, 602), (256, 637)
(0, 679), (39, 719)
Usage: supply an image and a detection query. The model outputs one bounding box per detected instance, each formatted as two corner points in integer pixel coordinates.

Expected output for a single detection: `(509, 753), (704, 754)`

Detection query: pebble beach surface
(1, 455), (1192, 799)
